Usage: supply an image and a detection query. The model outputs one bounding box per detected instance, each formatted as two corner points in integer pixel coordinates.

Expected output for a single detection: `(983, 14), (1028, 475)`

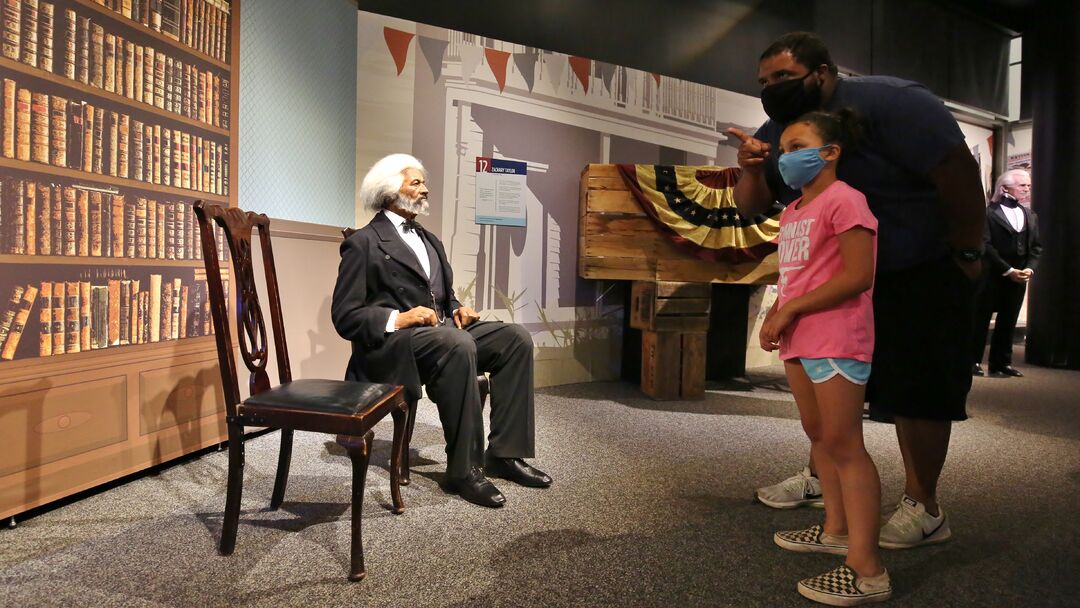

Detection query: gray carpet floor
(1, 352), (1078, 607)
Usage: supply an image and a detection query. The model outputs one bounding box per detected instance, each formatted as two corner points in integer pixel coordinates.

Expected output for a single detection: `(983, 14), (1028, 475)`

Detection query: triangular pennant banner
(651, 72), (662, 87)
(418, 36), (450, 83)
(598, 62), (616, 94)
(569, 56), (591, 93)
(484, 48), (511, 92)
(513, 52), (539, 92)
(383, 27), (414, 76)
(459, 45), (484, 82)
(546, 52), (566, 93)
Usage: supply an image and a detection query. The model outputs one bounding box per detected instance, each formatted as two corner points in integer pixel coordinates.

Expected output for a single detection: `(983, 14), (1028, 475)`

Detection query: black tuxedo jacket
(983, 201), (1042, 276)
(331, 212), (462, 400)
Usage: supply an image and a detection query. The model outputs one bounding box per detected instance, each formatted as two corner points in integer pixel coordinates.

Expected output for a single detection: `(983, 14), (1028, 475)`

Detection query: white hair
(359, 154), (426, 212)
(991, 168), (1030, 203)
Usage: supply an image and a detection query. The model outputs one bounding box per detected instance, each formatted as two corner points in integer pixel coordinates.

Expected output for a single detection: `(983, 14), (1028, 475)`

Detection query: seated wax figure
(331, 154), (551, 508)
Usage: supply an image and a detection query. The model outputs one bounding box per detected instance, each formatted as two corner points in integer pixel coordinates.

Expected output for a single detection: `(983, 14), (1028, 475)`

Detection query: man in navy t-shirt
(731, 33), (985, 554)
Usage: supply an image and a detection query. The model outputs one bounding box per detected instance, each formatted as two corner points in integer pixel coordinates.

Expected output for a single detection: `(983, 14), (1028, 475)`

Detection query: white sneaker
(878, 494), (951, 549)
(756, 467), (824, 509)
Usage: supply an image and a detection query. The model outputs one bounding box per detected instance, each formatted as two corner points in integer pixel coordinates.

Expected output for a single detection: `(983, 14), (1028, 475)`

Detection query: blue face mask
(778, 146), (830, 190)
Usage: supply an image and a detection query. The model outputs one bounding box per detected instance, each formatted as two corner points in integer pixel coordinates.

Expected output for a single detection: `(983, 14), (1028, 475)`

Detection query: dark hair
(791, 108), (865, 154)
(760, 32), (839, 76)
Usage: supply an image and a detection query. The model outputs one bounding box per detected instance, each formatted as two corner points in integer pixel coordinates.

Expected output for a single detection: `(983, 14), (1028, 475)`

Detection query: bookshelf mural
(1, 0), (237, 521)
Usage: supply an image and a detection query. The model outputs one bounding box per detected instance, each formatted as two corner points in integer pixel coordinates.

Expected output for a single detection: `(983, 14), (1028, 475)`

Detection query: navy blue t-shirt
(754, 75), (966, 272)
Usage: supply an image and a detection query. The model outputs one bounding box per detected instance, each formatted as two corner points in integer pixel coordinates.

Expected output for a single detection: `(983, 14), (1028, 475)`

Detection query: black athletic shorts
(866, 254), (976, 423)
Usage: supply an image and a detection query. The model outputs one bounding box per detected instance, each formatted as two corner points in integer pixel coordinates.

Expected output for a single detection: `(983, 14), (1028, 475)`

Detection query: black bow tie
(1000, 197), (1020, 209)
(402, 219), (422, 233)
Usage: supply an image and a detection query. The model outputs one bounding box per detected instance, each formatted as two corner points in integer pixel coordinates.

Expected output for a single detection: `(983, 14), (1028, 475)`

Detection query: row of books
(0, 176), (228, 260)
(1, 78), (230, 195)
(0, 273), (228, 360)
(91, 0), (231, 63)
(2, 0), (230, 129)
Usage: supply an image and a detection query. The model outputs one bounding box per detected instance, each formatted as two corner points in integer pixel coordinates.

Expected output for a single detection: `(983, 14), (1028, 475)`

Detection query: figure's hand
(397, 306), (439, 329)
(1021, 268), (1034, 280)
(726, 127), (772, 174)
(454, 306), (480, 329)
(760, 306), (795, 351)
(1006, 268), (1029, 284)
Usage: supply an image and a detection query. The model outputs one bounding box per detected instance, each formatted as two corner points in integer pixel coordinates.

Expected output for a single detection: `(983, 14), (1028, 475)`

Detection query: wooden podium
(578, 164), (777, 400)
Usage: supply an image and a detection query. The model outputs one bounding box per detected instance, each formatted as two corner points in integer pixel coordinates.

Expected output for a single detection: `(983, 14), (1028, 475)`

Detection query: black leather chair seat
(241, 379), (403, 435)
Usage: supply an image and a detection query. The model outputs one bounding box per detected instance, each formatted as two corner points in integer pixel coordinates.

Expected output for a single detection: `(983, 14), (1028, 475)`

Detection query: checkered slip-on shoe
(798, 564), (892, 606)
(774, 524), (849, 555)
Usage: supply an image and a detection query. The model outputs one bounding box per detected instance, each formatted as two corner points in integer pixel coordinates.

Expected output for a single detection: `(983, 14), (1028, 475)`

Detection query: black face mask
(761, 70), (822, 124)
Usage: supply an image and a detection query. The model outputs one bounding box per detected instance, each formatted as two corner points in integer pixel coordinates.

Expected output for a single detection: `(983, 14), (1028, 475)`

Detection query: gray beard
(389, 192), (429, 216)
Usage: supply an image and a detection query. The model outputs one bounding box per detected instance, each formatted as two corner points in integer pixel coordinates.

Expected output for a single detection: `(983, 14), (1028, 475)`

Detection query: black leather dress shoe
(447, 469), (505, 508)
(972, 363), (984, 377)
(989, 365), (1024, 377)
(484, 454), (553, 488)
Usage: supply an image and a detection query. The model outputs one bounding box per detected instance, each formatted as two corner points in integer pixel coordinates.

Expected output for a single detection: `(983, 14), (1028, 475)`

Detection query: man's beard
(390, 192), (429, 216)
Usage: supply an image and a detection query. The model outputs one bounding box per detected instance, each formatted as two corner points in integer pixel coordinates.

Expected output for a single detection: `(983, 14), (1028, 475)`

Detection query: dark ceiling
(943, 0), (1042, 33)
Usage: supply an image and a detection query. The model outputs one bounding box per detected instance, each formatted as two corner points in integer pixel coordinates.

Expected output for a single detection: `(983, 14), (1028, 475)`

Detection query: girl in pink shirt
(759, 109), (890, 606)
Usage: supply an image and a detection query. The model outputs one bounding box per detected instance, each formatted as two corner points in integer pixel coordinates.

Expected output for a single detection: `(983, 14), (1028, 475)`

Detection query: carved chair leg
(337, 430), (374, 582)
(219, 425), (246, 556)
(401, 399), (419, 486)
(389, 407), (407, 514)
(269, 428), (294, 510)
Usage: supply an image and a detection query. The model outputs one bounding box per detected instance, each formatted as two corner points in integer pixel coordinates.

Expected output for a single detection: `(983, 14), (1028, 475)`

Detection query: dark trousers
(410, 320), (535, 481)
(972, 276), (1027, 368)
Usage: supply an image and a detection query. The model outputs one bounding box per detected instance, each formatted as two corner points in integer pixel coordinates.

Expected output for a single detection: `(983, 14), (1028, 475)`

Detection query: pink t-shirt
(776, 180), (878, 362)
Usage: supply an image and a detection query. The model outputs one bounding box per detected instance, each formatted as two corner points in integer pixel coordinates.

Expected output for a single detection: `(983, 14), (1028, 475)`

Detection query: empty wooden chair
(195, 202), (409, 581)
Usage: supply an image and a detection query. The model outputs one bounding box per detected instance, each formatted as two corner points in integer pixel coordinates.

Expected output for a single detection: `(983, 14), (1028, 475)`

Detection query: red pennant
(485, 48), (511, 92)
(383, 27), (415, 76)
(651, 72), (662, 87)
(569, 56), (591, 93)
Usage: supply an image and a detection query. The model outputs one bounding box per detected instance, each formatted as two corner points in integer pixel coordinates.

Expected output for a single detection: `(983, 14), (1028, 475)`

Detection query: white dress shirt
(384, 210), (431, 333)
(998, 202), (1028, 276)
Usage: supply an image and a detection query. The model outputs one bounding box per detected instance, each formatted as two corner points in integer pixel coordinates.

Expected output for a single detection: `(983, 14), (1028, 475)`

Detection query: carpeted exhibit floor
(1, 354), (1078, 607)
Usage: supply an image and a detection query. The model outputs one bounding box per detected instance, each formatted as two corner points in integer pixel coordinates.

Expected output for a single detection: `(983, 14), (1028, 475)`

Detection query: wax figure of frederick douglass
(332, 154), (551, 508)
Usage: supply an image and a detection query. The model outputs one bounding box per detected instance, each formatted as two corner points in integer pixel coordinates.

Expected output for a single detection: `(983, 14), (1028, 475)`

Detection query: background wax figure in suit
(331, 154), (551, 508)
(972, 169), (1042, 377)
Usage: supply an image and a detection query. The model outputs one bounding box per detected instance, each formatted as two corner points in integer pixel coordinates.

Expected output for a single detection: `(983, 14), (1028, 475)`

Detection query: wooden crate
(630, 280), (711, 332)
(641, 331), (706, 400)
(578, 164), (778, 285)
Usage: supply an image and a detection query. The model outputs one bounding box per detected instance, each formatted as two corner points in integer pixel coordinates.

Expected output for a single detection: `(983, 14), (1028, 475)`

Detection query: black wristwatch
(953, 248), (982, 262)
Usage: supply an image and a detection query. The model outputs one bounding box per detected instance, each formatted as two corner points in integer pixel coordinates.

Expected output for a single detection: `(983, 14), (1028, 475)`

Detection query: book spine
(104, 33), (116, 92)
(170, 277), (180, 340)
(2, 78), (15, 158)
(146, 198), (156, 258)
(119, 279), (130, 345)
(79, 280), (90, 351)
(124, 40), (135, 100)
(122, 194), (134, 257)
(15, 86), (30, 161)
(148, 273), (161, 341)
(182, 63), (191, 117)
(153, 49), (165, 109)
(20, 0), (39, 69)
(107, 111), (118, 176)
(164, 199), (174, 259)
(161, 127), (171, 186)
(139, 290), (148, 344)
(51, 278), (64, 353)
(76, 187), (88, 256)
(101, 191), (111, 256)
(39, 1), (53, 73)
(49, 185), (61, 255)
(62, 185), (75, 255)
(1, 284), (37, 360)
(129, 279), (140, 344)
(30, 91), (49, 164)
(66, 100), (83, 170)
(92, 106), (104, 174)
(49, 94), (66, 167)
(219, 75), (229, 130)
(81, 102), (93, 171)
(64, 281), (79, 353)
(142, 46), (154, 107)
(171, 128), (181, 187)
(37, 183), (50, 255)
(90, 23), (104, 89)
(179, 284), (188, 338)
(63, 8), (75, 80)
(174, 200), (184, 259)
(152, 123), (160, 183)
(197, 70), (205, 123)
(38, 281), (52, 356)
(0, 285), (25, 349)
(155, 199), (163, 258)
(1, 0), (20, 61)
(135, 196), (146, 257)
(133, 44), (143, 104)
(23, 180), (35, 255)
(161, 278), (172, 341)
(163, 55), (173, 112)
(142, 122), (152, 183)
(108, 278), (120, 345)
(106, 192), (121, 257)
(132, 119), (143, 180)
(90, 284), (107, 349)
(118, 113), (129, 178)
(89, 189), (102, 256)
(180, 131), (189, 189)
(10, 178), (24, 253)
(76, 16), (89, 84)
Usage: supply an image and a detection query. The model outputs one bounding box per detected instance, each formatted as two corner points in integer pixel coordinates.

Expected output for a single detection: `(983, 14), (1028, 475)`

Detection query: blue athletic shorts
(800, 358), (872, 385)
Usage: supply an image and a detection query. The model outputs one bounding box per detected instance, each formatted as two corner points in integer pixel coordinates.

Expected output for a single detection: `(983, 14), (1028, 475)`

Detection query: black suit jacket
(331, 212), (462, 400)
(983, 202), (1042, 276)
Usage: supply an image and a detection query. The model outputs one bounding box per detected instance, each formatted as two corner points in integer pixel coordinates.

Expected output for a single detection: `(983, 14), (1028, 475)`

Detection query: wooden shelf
(73, 0), (231, 72)
(0, 254), (210, 267)
(0, 333), (219, 379)
(0, 157), (228, 203)
(0, 57), (229, 138)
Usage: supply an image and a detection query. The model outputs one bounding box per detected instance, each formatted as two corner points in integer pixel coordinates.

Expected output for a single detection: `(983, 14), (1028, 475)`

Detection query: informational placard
(475, 157), (527, 226)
